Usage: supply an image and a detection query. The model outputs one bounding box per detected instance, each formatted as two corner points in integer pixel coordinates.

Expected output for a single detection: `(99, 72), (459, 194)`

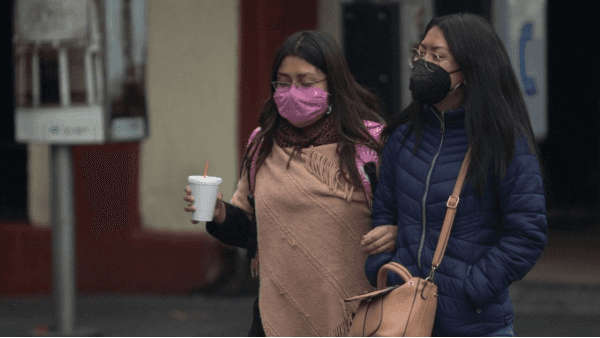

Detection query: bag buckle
(446, 195), (459, 209)
(425, 266), (437, 283)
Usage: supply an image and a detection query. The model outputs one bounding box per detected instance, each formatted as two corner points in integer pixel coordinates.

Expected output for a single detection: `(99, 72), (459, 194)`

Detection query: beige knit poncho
(231, 142), (374, 336)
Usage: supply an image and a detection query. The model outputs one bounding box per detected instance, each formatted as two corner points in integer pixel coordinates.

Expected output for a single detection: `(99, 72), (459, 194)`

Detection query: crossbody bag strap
(428, 147), (472, 281)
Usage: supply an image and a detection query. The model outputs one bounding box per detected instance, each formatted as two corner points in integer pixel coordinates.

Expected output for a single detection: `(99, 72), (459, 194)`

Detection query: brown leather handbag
(345, 148), (472, 337)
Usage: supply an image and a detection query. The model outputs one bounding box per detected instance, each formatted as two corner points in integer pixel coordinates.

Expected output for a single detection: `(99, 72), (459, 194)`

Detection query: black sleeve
(205, 202), (252, 248)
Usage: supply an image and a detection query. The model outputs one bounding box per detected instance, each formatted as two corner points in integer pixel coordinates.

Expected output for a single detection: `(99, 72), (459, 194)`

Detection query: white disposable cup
(188, 175), (223, 222)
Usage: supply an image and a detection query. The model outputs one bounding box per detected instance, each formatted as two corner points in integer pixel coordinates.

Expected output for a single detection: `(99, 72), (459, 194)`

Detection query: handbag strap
(428, 147), (472, 281)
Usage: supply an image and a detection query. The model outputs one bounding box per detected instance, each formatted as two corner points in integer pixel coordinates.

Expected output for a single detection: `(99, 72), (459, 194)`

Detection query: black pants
(248, 297), (265, 337)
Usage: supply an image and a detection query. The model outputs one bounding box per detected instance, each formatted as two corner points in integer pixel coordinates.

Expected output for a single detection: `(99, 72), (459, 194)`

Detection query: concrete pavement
(2, 224), (600, 336)
(2, 280), (600, 336)
(1, 294), (256, 337)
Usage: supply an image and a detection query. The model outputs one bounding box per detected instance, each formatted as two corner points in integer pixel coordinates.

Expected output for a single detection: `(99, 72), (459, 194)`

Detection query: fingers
(185, 190), (224, 225)
(367, 244), (395, 255)
(362, 235), (393, 255)
(363, 236), (396, 255)
(213, 193), (226, 224)
(361, 226), (386, 246)
(214, 192), (224, 210)
(184, 186), (195, 212)
(184, 186), (194, 203)
(361, 225), (398, 255)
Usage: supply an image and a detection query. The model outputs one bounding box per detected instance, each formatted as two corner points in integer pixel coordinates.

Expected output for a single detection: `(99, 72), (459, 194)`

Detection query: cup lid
(188, 175), (223, 185)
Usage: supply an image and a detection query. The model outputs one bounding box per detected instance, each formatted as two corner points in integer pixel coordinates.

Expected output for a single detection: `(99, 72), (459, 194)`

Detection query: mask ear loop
(447, 79), (466, 108)
(448, 69), (466, 95)
(449, 82), (463, 95)
(325, 105), (333, 115)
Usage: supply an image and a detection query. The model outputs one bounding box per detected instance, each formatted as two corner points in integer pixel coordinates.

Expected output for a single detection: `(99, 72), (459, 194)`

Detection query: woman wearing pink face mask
(184, 31), (395, 336)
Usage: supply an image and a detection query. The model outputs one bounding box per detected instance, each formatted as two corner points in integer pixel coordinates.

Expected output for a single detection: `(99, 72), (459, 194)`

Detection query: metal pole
(51, 145), (76, 335)
(51, 40), (76, 336)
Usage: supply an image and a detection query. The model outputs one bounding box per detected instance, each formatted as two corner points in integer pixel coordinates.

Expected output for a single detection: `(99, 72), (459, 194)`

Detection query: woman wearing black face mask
(364, 13), (547, 337)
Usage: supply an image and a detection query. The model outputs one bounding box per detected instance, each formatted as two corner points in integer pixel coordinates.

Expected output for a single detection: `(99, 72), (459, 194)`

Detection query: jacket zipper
(417, 112), (445, 271)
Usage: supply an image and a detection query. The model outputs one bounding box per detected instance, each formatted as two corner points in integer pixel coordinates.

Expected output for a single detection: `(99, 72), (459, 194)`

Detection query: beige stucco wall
(27, 0), (239, 232)
(140, 0), (238, 232)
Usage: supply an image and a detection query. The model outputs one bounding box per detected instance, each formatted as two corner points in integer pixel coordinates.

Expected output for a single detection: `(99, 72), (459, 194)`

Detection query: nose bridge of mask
(285, 84), (328, 98)
(413, 59), (451, 82)
(421, 59), (437, 72)
(419, 59), (459, 75)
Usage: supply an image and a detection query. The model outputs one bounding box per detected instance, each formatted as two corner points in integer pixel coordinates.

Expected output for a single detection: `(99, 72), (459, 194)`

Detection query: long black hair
(241, 31), (385, 193)
(383, 13), (544, 196)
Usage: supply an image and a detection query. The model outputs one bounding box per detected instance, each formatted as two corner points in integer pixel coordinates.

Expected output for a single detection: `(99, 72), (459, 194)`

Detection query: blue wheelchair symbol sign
(519, 22), (537, 96)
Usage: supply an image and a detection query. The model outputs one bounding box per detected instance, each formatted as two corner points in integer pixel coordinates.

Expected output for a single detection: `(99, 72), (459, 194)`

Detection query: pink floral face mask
(273, 85), (330, 127)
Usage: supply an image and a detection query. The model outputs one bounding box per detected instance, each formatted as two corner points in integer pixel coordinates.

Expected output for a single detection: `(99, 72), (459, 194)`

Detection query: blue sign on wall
(494, 0), (547, 141)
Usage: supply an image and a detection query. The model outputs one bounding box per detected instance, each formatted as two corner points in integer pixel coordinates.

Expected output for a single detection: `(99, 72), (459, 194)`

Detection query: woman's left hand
(361, 225), (398, 255)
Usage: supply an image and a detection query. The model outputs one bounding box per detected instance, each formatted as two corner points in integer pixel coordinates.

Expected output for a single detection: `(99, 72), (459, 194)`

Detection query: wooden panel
(237, 0), (318, 165)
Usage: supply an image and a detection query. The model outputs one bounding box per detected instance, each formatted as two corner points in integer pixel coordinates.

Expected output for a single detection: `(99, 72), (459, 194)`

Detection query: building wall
(26, 0), (239, 232)
(140, 0), (238, 232)
(2, 0), (320, 295)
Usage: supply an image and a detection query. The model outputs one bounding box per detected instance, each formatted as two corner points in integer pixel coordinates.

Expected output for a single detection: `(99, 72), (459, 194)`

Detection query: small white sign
(15, 105), (105, 144)
(17, 0), (88, 43)
(110, 117), (146, 141)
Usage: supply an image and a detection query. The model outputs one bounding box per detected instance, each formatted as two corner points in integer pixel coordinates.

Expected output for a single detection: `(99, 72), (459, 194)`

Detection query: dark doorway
(342, 2), (400, 121)
(434, 0), (491, 21)
(40, 51), (61, 105)
(539, 1), (600, 228)
(1, 0), (28, 222)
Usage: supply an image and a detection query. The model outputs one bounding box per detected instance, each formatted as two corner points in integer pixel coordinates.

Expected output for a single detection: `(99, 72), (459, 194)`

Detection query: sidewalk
(0, 294), (256, 337)
(511, 223), (600, 336)
(524, 224), (600, 285)
(2, 224), (599, 337)
(2, 280), (600, 337)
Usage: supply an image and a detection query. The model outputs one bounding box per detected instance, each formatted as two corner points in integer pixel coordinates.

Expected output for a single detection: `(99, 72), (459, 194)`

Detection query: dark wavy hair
(241, 31), (385, 194)
(383, 13), (544, 196)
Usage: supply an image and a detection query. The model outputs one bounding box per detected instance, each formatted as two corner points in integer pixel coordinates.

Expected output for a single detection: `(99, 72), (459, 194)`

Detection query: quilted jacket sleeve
(364, 130), (401, 285)
(371, 130), (399, 227)
(464, 138), (548, 308)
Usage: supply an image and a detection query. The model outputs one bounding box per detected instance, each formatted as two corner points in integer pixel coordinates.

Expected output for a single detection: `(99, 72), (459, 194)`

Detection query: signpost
(13, 0), (148, 335)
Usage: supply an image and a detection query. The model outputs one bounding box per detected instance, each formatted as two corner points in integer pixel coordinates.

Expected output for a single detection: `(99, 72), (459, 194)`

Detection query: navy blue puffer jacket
(365, 105), (547, 336)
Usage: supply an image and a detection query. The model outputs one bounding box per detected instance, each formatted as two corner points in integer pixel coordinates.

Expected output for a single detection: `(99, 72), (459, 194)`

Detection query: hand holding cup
(184, 187), (225, 224)
(185, 162), (225, 224)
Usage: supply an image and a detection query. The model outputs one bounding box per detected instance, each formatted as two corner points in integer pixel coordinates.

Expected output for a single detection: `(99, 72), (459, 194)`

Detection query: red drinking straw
(203, 161), (209, 178)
